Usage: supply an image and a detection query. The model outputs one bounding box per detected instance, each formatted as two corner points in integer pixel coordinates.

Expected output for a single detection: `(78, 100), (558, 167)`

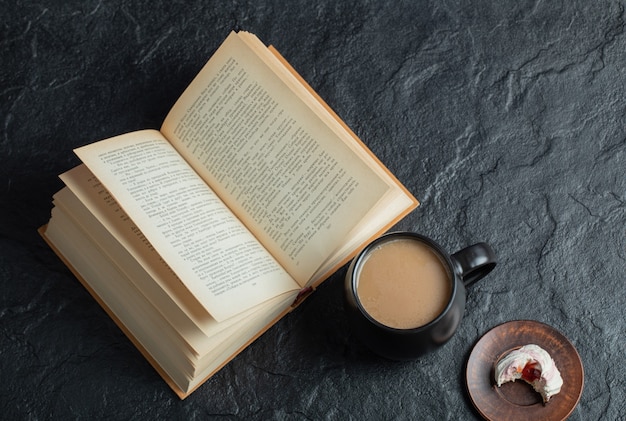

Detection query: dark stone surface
(2, 1), (625, 419)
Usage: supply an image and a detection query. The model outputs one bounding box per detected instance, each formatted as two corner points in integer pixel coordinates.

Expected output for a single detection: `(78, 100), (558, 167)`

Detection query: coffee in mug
(345, 232), (496, 360)
(356, 238), (452, 329)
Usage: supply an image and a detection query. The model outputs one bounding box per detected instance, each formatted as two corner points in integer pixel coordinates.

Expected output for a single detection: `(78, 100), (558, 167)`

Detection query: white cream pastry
(494, 344), (563, 403)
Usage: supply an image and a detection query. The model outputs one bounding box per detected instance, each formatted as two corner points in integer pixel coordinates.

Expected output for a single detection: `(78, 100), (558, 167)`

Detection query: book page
(74, 130), (300, 322)
(161, 31), (391, 284)
(57, 165), (288, 350)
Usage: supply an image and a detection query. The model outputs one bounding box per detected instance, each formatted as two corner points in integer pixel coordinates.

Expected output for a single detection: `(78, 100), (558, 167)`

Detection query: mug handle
(450, 243), (497, 287)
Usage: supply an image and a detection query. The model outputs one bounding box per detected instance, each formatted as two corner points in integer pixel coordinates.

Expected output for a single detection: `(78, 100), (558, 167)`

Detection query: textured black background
(2, 1), (625, 419)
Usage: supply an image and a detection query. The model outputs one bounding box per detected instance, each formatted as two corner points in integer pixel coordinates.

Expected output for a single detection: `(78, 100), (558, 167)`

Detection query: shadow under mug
(344, 232), (497, 360)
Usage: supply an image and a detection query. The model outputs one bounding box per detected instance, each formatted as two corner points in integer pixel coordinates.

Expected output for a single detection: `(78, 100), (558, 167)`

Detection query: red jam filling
(521, 361), (542, 382)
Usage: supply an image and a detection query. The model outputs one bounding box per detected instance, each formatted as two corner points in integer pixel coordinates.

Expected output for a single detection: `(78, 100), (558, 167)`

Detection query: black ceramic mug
(345, 232), (496, 360)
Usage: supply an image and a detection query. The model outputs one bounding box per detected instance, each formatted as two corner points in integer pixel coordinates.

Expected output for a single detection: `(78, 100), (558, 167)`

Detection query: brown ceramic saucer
(466, 320), (584, 421)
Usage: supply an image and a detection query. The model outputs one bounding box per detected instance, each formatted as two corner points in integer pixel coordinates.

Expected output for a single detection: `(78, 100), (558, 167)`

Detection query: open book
(40, 31), (418, 398)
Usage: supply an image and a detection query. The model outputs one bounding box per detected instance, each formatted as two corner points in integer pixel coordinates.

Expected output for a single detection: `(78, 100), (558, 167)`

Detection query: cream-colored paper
(75, 130), (299, 322)
(161, 32), (390, 284)
(57, 166), (281, 353)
